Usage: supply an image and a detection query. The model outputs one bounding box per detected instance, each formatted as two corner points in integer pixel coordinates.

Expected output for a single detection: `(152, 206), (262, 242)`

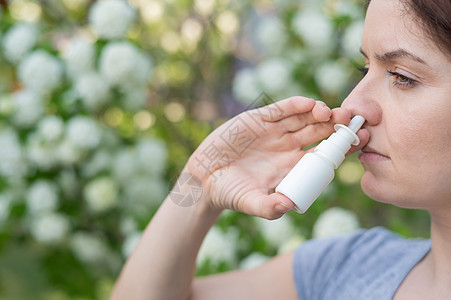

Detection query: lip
(358, 146), (390, 163)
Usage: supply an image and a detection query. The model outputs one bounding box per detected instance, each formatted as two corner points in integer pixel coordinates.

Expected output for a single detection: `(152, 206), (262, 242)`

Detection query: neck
(427, 213), (451, 289)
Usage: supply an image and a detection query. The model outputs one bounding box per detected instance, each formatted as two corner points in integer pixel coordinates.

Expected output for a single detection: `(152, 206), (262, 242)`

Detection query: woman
(111, 0), (451, 299)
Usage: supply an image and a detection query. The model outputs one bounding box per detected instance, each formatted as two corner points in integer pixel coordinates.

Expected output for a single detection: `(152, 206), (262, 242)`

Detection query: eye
(357, 66), (369, 76)
(387, 70), (418, 88)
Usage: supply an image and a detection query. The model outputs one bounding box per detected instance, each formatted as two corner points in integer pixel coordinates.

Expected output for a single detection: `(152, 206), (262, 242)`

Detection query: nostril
(362, 103), (382, 126)
(348, 115), (366, 133)
(345, 102), (382, 127)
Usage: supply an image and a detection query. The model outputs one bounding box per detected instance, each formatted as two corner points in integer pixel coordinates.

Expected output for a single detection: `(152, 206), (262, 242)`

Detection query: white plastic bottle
(275, 115), (365, 213)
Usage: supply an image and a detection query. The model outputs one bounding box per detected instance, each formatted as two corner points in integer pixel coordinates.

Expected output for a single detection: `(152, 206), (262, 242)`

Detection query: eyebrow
(359, 48), (428, 66)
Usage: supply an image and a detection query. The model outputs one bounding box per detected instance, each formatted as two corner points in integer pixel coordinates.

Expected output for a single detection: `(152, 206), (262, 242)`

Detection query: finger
(275, 101), (332, 133)
(275, 114), (306, 132)
(252, 96), (315, 122)
(242, 191), (295, 220)
(347, 128), (370, 155)
(330, 107), (352, 125)
(311, 101), (332, 122)
(288, 122), (336, 149)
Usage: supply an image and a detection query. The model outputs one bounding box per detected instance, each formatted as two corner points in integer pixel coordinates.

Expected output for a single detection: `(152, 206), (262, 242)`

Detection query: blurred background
(0, 0), (429, 299)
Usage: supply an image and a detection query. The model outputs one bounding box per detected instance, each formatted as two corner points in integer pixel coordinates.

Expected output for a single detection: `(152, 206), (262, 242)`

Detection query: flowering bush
(0, 0), (430, 298)
(0, 0), (166, 298)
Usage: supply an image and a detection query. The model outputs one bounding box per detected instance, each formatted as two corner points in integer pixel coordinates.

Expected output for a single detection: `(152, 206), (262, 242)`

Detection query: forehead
(364, 0), (419, 51)
(362, 0), (446, 66)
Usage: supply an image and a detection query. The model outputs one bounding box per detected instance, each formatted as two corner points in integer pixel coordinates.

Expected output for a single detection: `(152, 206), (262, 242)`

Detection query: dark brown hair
(400, 0), (451, 57)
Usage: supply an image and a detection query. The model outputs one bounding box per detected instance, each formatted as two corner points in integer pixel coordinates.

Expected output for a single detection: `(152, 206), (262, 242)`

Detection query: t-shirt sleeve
(292, 227), (430, 300)
(292, 229), (367, 300)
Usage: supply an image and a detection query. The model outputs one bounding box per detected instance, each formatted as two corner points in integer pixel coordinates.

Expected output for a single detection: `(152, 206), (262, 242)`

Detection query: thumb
(243, 190), (295, 220)
(347, 128), (370, 155)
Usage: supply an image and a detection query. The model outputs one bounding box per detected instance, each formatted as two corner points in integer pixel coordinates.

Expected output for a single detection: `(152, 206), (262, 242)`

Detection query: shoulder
(293, 227), (430, 300)
(293, 227), (404, 278)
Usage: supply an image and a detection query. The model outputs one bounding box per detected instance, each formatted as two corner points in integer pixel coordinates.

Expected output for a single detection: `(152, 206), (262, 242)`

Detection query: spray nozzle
(333, 115), (365, 146)
(347, 115), (365, 133)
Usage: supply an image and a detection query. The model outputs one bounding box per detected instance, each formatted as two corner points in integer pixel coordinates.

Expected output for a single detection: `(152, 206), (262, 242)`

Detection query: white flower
(84, 177), (118, 213)
(37, 115), (64, 142)
(122, 231), (142, 257)
(112, 139), (166, 185)
(123, 176), (167, 213)
(135, 138), (167, 177)
(2, 22), (38, 63)
(194, 0), (214, 16)
(258, 215), (296, 247)
(89, 0), (136, 39)
(11, 90), (44, 128)
(18, 50), (63, 94)
(71, 232), (109, 264)
(277, 81), (305, 100)
(292, 10), (333, 50)
(99, 41), (153, 88)
(119, 217), (138, 235)
(81, 150), (113, 177)
(57, 138), (83, 165)
(75, 72), (111, 111)
(66, 116), (101, 149)
(197, 226), (237, 267)
(312, 207), (360, 239)
(30, 212), (70, 244)
(26, 180), (59, 215)
(278, 235), (305, 254)
(239, 252), (270, 270)
(256, 58), (292, 95)
(0, 128), (27, 178)
(342, 20), (364, 59)
(232, 68), (262, 105)
(314, 61), (349, 95)
(181, 18), (203, 46)
(28, 131), (59, 169)
(256, 17), (288, 54)
(63, 36), (95, 79)
(112, 148), (136, 184)
(330, 1), (364, 19)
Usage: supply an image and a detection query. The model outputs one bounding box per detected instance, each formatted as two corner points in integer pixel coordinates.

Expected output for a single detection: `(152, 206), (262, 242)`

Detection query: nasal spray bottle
(275, 115), (365, 213)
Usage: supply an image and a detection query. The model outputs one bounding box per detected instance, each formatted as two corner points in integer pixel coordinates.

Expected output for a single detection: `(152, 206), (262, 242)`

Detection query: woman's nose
(341, 77), (382, 127)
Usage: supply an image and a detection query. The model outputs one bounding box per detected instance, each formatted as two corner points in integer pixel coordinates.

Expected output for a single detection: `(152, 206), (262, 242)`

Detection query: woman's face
(341, 0), (451, 212)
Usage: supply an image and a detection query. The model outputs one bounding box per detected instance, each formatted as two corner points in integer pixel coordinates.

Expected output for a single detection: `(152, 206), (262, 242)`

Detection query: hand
(185, 97), (369, 219)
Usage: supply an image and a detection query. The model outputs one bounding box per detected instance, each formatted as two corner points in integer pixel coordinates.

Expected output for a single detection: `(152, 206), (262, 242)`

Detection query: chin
(360, 173), (385, 201)
(360, 175), (426, 210)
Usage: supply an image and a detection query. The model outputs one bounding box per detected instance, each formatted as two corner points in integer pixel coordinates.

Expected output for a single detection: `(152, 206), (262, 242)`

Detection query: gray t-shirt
(293, 227), (430, 300)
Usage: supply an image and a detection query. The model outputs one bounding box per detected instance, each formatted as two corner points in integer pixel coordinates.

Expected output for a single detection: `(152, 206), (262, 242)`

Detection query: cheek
(389, 110), (451, 194)
(389, 104), (450, 164)
(389, 115), (425, 162)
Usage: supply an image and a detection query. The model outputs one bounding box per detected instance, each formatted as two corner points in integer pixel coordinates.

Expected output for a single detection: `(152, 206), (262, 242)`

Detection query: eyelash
(387, 70), (417, 88)
(357, 67), (369, 76)
(357, 67), (417, 88)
